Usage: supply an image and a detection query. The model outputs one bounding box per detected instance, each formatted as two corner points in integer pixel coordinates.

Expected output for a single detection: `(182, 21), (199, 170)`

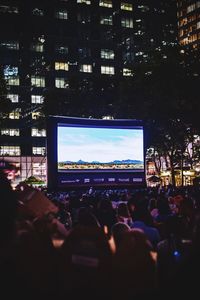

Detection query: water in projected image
(57, 126), (144, 171)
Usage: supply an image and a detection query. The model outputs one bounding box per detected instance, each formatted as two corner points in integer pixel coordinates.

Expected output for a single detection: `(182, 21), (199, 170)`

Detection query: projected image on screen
(57, 126), (144, 171)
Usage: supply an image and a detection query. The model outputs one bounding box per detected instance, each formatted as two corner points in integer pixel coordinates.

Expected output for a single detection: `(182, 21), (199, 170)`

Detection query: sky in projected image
(58, 126), (144, 163)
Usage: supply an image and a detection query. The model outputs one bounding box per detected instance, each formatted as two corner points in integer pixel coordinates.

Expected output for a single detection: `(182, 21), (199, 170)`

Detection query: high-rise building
(177, 0), (200, 49)
(0, 0), (177, 185)
(177, 0), (200, 75)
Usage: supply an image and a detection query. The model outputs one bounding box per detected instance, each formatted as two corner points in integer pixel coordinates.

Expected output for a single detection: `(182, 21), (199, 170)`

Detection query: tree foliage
(118, 45), (200, 185)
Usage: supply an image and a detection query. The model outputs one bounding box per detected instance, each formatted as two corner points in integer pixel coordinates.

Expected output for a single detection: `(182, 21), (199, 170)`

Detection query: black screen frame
(47, 116), (146, 190)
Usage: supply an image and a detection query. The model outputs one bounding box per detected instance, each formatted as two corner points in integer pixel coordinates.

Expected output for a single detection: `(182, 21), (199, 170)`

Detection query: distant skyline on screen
(57, 126), (144, 164)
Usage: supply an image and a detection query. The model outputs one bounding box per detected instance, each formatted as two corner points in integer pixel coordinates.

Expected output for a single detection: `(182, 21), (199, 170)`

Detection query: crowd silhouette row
(1, 171), (200, 300)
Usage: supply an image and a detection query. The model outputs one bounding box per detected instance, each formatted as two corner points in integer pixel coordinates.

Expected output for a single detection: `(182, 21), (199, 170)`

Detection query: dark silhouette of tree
(118, 45), (200, 185)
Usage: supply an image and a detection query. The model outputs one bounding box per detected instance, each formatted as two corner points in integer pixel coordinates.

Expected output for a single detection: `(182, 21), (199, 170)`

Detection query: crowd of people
(1, 170), (200, 300)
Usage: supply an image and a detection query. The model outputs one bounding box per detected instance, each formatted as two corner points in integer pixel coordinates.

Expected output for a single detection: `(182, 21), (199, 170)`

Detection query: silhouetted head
(111, 222), (130, 248)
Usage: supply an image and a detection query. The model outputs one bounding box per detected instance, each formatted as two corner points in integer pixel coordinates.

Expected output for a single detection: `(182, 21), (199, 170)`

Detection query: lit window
(121, 17), (133, 28)
(7, 94), (19, 103)
(31, 128), (46, 137)
(101, 66), (115, 75)
(31, 42), (44, 52)
(100, 15), (113, 25)
(1, 129), (20, 136)
(123, 68), (133, 76)
(0, 41), (19, 50)
(135, 51), (144, 56)
(55, 44), (68, 54)
(0, 6), (18, 13)
(9, 109), (21, 119)
(99, 1), (112, 8)
(31, 95), (44, 104)
(121, 3), (133, 11)
(38, 35), (45, 43)
(187, 4), (195, 13)
(0, 146), (21, 156)
(4, 66), (18, 77)
(33, 163), (46, 176)
(80, 64), (92, 73)
(32, 112), (42, 119)
(101, 49), (114, 59)
(55, 78), (68, 88)
(77, 0), (91, 4)
(32, 8), (44, 16)
(55, 62), (69, 71)
(31, 76), (45, 87)
(138, 5), (149, 12)
(7, 77), (20, 86)
(55, 10), (68, 19)
(32, 147), (46, 156)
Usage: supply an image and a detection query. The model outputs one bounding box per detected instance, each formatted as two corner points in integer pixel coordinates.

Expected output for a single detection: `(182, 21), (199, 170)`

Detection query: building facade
(177, 0), (200, 49)
(0, 0), (177, 185)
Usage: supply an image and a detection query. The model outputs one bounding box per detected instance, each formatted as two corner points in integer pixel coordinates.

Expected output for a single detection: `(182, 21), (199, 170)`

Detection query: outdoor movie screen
(57, 125), (144, 172)
(47, 116), (145, 189)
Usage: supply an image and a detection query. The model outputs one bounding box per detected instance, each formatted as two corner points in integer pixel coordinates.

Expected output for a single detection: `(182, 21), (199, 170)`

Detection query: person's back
(111, 229), (157, 299)
(60, 224), (113, 298)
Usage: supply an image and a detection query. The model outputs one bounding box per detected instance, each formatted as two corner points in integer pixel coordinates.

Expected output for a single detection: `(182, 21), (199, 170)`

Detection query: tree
(118, 45), (200, 185)
(119, 45), (200, 124)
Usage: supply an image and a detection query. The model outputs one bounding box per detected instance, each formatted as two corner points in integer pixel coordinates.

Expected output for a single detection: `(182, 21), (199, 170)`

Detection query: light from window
(7, 94), (19, 103)
(31, 128), (46, 137)
(100, 15), (113, 25)
(4, 66), (18, 77)
(32, 112), (42, 119)
(135, 51), (144, 56)
(31, 76), (45, 87)
(55, 10), (68, 19)
(77, 0), (91, 4)
(31, 95), (44, 104)
(101, 49), (114, 59)
(55, 77), (68, 88)
(31, 42), (44, 52)
(187, 4), (195, 13)
(80, 64), (92, 73)
(55, 44), (68, 54)
(101, 66), (115, 75)
(33, 163), (46, 176)
(32, 8), (44, 16)
(123, 68), (133, 76)
(0, 5), (18, 13)
(121, 3), (133, 11)
(0, 146), (21, 156)
(9, 109), (21, 119)
(55, 62), (69, 71)
(1, 129), (20, 136)
(121, 17), (133, 28)
(7, 77), (20, 86)
(32, 147), (46, 155)
(99, 1), (112, 8)
(138, 5), (149, 12)
(0, 41), (19, 50)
